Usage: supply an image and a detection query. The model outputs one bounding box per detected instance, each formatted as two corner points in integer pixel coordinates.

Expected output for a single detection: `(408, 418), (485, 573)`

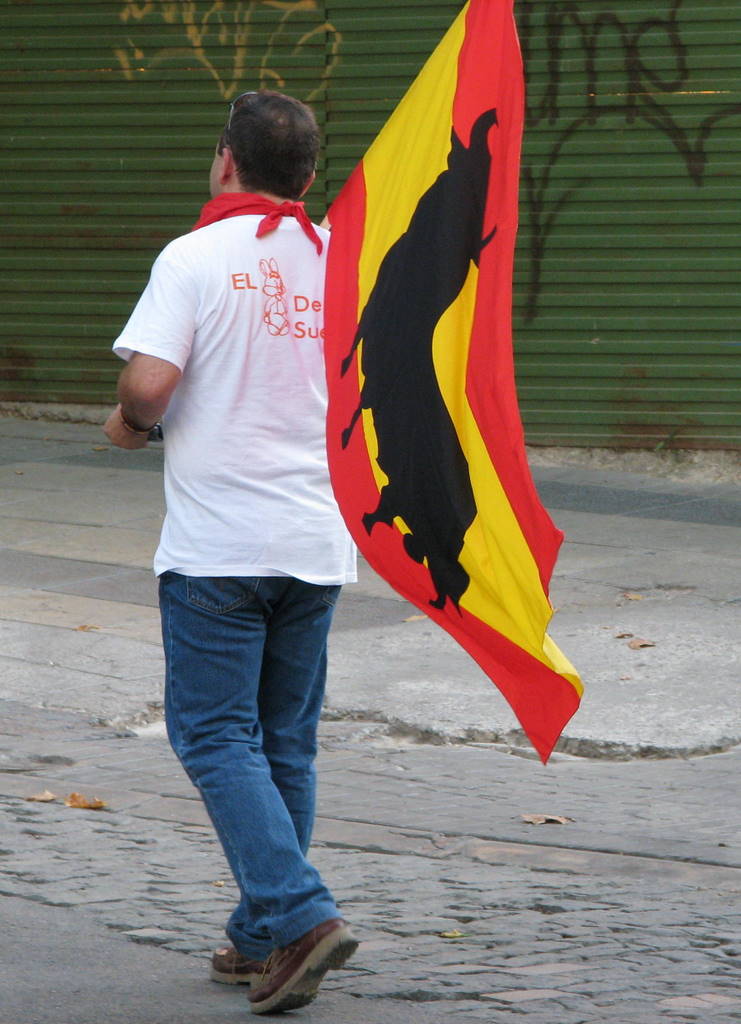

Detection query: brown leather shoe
(210, 946), (265, 986)
(248, 918), (358, 1015)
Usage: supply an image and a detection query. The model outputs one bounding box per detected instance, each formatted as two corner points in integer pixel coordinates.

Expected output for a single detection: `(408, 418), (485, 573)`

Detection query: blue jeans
(159, 572), (341, 958)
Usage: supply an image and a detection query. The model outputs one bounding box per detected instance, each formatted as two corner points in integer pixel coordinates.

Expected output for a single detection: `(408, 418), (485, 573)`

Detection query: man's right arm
(105, 245), (196, 448)
(103, 353), (182, 449)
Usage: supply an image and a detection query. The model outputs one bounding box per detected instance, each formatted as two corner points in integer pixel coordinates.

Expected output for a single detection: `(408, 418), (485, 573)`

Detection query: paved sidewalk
(0, 416), (740, 1021)
(0, 417), (739, 756)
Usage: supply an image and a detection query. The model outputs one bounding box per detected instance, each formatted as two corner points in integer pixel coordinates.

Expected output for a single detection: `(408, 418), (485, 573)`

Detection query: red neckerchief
(192, 192), (323, 254)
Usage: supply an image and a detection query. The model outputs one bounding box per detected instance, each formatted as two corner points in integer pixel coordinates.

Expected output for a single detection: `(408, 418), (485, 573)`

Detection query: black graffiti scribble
(340, 109), (498, 612)
(518, 0), (741, 322)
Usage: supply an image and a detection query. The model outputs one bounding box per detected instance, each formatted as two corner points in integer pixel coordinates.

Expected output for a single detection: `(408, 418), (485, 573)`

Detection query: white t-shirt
(113, 213), (356, 585)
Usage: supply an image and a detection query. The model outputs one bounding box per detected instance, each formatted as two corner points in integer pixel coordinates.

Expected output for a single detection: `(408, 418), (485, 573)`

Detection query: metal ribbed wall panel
(513, 0), (741, 446)
(1, 1), (739, 448)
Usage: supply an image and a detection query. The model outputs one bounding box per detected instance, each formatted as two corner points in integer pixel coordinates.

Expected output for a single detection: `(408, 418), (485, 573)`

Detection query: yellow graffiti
(263, 1), (318, 10)
(113, 41), (147, 77)
(114, 0), (341, 101)
(119, 2), (155, 21)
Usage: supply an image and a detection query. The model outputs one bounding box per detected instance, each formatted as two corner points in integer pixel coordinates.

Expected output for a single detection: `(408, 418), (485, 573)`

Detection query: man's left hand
(103, 404), (149, 449)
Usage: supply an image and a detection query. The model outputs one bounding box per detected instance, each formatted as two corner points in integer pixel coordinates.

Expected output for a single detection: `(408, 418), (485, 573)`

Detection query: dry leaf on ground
(64, 792), (107, 810)
(212, 880), (226, 887)
(628, 638), (656, 649)
(615, 632), (633, 639)
(91, 445), (109, 452)
(522, 813), (574, 825)
(26, 790), (58, 803)
(439, 929), (465, 939)
(403, 614), (427, 622)
(622, 592), (645, 600)
(75, 624), (100, 632)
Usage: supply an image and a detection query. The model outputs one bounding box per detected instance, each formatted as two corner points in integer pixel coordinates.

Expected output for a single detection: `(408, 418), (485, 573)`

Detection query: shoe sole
(210, 966), (261, 986)
(249, 927), (359, 1015)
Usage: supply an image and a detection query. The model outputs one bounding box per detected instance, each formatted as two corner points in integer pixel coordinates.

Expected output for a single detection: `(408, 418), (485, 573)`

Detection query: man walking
(104, 90), (358, 1015)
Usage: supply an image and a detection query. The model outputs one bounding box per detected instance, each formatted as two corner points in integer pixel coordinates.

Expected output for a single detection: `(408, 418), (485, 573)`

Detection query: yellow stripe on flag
(355, 4), (580, 692)
(358, 8), (466, 311)
(433, 264), (581, 690)
(356, 5), (464, 536)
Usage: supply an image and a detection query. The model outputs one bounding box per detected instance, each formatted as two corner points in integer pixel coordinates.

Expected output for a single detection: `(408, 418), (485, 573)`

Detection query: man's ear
(220, 146), (238, 186)
(299, 170), (316, 198)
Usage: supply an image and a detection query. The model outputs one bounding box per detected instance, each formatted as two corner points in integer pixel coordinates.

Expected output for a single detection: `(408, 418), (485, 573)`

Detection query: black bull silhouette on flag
(340, 108), (498, 612)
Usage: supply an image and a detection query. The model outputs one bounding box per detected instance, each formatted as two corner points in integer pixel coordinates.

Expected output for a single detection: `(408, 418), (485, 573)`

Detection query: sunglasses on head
(224, 90), (258, 139)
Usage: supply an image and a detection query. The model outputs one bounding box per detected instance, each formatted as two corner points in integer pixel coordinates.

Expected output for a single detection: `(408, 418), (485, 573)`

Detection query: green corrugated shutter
(513, 0), (741, 447)
(1, 1), (739, 448)
(0, 0), (332, 404)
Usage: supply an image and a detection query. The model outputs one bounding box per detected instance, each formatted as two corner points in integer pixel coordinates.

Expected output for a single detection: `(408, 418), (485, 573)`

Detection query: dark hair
(219, 91), (319, 201)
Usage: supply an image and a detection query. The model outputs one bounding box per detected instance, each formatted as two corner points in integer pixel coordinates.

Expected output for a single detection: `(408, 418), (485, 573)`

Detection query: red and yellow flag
(324, 0), (582, 763)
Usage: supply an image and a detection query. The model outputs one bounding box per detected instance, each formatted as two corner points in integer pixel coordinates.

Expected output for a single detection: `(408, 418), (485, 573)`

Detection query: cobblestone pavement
(1, 701), (739, 1023)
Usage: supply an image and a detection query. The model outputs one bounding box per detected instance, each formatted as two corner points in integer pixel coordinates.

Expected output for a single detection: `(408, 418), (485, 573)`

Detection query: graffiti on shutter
(113, 0), (342, 101)
(518, 1), (741, 322)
